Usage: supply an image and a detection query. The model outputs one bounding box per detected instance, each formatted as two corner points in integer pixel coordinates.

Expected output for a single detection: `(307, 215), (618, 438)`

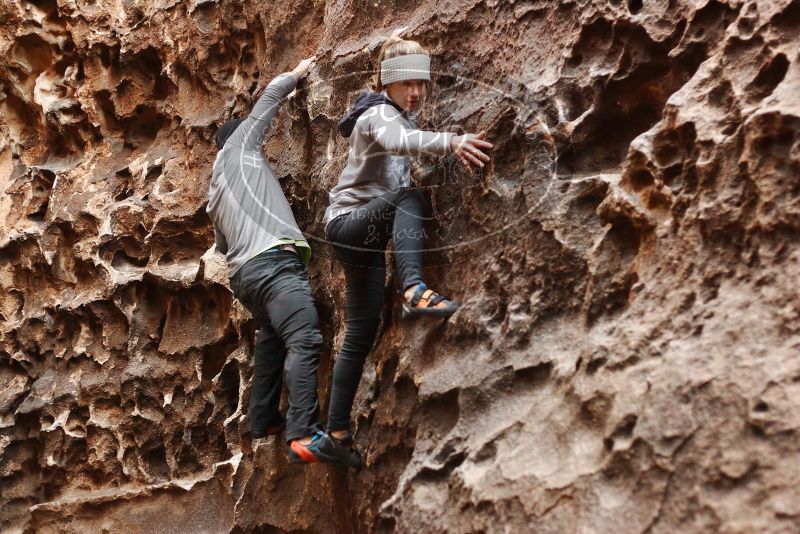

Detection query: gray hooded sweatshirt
(324, 94), (456, 226)
(207, 73), (311, 279)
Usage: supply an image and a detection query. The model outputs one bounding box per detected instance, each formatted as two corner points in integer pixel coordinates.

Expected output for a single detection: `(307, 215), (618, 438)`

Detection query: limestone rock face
(1, 0), (799, 532)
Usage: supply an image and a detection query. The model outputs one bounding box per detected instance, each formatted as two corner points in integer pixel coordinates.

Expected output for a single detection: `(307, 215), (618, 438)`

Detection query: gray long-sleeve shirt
(324, 99), (455, 225)
(206, 73), (310, 279)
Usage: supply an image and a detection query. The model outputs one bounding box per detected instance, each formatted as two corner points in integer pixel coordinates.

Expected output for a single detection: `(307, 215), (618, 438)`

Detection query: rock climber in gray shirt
(207, 56), (360, 468)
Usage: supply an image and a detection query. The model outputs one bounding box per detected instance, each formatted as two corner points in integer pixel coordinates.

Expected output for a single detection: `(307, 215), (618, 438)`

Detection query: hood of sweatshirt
(338, 91), (406, 138)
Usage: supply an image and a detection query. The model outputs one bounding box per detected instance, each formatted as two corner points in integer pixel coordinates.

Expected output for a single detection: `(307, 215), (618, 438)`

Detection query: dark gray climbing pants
(229, 249), (323, 442)
(324, 187), (429, 431)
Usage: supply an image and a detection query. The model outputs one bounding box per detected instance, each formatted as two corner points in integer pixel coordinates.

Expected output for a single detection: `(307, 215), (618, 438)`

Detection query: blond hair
(374, 37), (432, 95)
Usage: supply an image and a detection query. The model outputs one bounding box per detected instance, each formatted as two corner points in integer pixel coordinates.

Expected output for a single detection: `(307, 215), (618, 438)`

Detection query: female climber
(323, 29), (493, 451)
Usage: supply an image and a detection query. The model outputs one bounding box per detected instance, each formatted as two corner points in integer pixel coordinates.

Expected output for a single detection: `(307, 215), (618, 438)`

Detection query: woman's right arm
(365, 106), (454, 157)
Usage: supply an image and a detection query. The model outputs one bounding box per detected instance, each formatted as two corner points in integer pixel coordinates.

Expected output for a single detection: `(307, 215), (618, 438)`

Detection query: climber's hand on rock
(291, 55), (317, 81)
(451, 133), (493, 175)
(391, 26), (409, 39)
(252, 56), (315, 99)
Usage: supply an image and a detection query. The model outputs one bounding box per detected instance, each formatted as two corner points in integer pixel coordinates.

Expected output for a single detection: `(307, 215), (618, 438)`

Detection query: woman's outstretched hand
(451, 133), (493, 175)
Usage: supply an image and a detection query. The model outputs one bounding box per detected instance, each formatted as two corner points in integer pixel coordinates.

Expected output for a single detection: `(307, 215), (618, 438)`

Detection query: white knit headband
(380, 54), (431, 85)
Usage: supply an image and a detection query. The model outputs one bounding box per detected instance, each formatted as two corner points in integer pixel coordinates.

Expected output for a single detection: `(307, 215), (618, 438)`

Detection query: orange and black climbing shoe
(401, 283), (459, 319)
(288, 431), (362, 469)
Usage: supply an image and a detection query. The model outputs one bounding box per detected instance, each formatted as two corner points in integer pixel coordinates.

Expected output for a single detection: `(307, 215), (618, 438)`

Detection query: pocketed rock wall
(1, 0), (799, 532)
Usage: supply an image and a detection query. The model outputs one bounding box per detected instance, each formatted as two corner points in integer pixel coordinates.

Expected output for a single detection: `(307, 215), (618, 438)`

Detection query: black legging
(325, 187), (428, 431)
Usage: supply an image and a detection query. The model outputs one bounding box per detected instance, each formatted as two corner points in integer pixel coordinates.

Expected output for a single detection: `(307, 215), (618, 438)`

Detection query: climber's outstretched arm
(237, 55), (316, 150)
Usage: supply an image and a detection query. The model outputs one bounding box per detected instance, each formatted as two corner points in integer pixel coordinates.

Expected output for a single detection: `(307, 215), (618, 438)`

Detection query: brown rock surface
(1, 0), (799, 532)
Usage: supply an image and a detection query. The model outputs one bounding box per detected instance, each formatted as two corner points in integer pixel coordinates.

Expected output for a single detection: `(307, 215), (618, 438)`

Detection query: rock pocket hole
(28, 201), (48, 221)
(145, 164), (163, 181)
(567, 53), (583, 68)
(628, 0), (643, 14)
(112, 251), (148, 269)
(10, 34), (53, 73)
(217, 361), (240, 416)
(630, 169), (655, 191)
(375, 516), (397, 534)
(27, 169), (55, 221)
(157, 252), (174, 265)
(142, 444), (169, 479)
(514, 361), (553, 388)
(114, 188), (133, 201)
(605, 414), (638, 450)
(748, 53), (789, 101)
(586, 358), (606, 376)
(772, 0), (800, 38)
(436, 73), (457, 88)
(124, 105), (168, 145)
